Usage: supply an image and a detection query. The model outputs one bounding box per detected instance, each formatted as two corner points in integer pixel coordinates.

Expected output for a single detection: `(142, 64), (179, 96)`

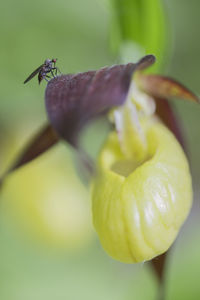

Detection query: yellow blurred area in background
(0, 126), (93, 251)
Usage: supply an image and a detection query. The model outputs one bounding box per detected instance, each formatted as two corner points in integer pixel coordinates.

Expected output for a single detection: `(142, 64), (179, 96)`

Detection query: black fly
(24, 58), (61, 84)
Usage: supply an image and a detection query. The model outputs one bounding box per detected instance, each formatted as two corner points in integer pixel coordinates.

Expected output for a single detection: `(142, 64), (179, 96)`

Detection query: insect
(24, 58), (61, 84)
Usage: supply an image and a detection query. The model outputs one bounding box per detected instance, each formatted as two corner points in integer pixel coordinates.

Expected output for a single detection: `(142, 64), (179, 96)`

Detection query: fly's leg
(43, 76), (49, 82)
(39, 72), (51, 83)
(45, 75), (51, 81)
(54, 66), (61, 75)
(56, 67), (62, 74)
(44, 69), (55, 79)
(50, 67), (57, 77)
(50, 68), (55, 78)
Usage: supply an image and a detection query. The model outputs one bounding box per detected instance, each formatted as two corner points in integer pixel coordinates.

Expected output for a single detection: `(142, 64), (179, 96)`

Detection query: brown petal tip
(136, 55), (156, 70)
(138, 74), (200, 104)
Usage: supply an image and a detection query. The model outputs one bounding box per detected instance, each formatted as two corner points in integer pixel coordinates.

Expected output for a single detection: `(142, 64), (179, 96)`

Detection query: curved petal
(137, 74), (200, 103)
(45, 55), (155, 146)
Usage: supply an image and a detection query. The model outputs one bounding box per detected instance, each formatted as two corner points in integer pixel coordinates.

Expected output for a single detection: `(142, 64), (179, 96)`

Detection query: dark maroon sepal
(45, 55), (155, 146)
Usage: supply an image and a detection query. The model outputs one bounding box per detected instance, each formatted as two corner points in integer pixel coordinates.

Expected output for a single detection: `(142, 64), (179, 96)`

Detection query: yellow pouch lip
(92, 119), (192, 263)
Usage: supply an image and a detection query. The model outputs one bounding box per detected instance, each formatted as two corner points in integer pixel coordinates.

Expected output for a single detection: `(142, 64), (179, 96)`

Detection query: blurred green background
(0, 0), (200, 299)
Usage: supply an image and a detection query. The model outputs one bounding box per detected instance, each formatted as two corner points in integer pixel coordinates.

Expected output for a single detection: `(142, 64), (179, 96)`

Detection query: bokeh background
(0, 0), (200, 299)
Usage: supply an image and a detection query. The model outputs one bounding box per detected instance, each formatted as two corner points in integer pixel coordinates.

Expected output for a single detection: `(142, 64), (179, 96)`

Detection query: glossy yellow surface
(92, 119), (192, 263)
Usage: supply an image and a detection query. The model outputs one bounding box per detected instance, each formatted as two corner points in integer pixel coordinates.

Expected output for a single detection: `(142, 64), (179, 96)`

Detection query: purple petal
(45, 55), (155, 146)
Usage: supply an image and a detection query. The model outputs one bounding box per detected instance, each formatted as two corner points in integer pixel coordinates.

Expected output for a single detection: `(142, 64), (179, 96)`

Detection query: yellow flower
(92, 84), (192, 263)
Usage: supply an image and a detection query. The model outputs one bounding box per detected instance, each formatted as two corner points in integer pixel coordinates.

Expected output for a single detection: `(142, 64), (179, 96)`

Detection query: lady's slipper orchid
(1, 55), (199, 264)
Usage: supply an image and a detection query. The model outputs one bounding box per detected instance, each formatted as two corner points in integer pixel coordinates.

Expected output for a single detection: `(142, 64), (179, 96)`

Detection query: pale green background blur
(0, 0), (200, 299)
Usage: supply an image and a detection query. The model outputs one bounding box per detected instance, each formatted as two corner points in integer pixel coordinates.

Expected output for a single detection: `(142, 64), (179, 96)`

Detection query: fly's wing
(24, 64), (44, 84)
(38, 72), (43, 84)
